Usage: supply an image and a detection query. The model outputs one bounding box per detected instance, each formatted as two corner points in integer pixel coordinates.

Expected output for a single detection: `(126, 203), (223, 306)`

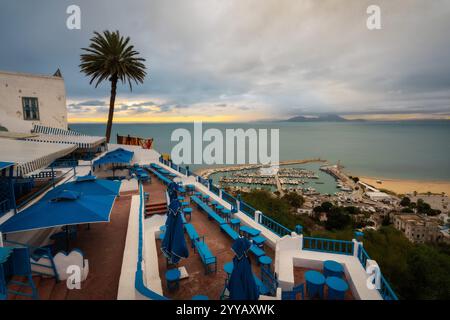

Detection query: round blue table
(159, 225), (166, 232)
(324, 260), (344, 278)
(166, 269), (181, 291)
(192, 295), (209, 300)
(259, 256), (272, 271)
(202, 194), (210, 202)
(183, 207), (193, 220)
(216, 205), (224, 212)
(211, 200), (218, 206)
(221, 208), (231, 221)
(178, 196), (184, 201)
(326, 276), (348, 300)
(305, 270), (325, 299)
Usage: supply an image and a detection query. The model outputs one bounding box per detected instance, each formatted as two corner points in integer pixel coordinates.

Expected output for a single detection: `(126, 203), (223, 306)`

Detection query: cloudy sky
(1, 0), (450, 122)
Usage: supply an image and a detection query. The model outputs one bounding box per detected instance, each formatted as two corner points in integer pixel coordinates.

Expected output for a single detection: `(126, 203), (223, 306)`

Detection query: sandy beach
(359, 176), (450, 196)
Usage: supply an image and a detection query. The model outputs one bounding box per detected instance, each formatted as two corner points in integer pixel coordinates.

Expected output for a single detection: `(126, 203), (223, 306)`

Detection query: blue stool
(183, 207), (193, 221)
(166, 268), (181, 291)
(211, 200), (218, 207)
(221, 209), (231, 221)
(252, 235), (266, 248)
(224, 261), (234, 281)
(178, 196), (184, 202)
(181, 201), (190, 208)
(323, 260), (344, 278)
(259, 255), (272, 272)
(305, 270), (325, 299)
(159, 225), (166, 232)
(216, 205), (224, 213)
(192, 295), (209, 300)
(230, 218), (241, 231)
(202, 194), (210, 202)
(159, 232), (165, 240)
(326, 276), (348, 300)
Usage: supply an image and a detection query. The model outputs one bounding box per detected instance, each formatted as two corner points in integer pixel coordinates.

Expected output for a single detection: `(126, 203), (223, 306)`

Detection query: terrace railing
(198, 176), (209, 187)
(209, 184), (220, 196)
(239, 201), (256, 219)
(258, 214), (292, 237)
(303, 237), (354, 255)
(356, 244), (398, 300)
(29, 171), (56, 179)
(0, 199), (10, 217)
(221, 190), (237, 207)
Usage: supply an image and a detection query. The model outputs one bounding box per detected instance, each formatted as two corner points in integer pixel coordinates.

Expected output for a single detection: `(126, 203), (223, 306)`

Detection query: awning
(0, 138), (77, 176)
(0, 162), (14, 171)
(93, 148), (134, 167)
(32, 124), (84, 136)
(23, 133), (105, 149)
(0, 186), (116, 234)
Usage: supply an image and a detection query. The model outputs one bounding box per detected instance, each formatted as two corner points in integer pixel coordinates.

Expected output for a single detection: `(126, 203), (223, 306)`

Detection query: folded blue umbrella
(228, 237), (260, 300)
(161, 184), (189, 264)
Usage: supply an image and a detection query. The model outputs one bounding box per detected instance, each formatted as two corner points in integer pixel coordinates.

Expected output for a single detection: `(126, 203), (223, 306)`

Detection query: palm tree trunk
(105, 74), (118, 143)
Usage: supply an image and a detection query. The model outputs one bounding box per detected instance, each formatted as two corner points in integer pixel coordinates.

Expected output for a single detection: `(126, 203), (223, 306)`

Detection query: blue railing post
(295, 225), (303, 234)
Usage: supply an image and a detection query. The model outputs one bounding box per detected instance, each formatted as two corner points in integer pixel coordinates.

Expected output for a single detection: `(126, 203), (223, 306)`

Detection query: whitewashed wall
(0, 70), (67, 132)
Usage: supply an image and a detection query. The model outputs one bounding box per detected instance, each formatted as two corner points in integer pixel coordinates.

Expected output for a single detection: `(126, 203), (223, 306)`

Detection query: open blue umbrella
(161, 183), (189, 264)
(59, 175), (121, 196)
(227, 237), (260, 300)
(0, 189), (115, 234)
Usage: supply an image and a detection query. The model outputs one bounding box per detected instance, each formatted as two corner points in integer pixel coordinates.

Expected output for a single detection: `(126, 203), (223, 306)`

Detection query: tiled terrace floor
(148, 175), (275, 300)
(293, 267), (354, 300)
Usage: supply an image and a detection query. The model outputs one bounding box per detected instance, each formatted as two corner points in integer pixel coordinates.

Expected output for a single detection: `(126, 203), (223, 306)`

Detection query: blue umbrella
(59, 175), (121, 196)
(161, 184), (189, 264)
(227, 237), (260, 300)
(0, 189), (116, 234)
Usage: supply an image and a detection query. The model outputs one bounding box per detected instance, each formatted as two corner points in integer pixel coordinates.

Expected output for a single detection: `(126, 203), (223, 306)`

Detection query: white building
(0, 70), (68, 133)
(366, 191), (391, 201)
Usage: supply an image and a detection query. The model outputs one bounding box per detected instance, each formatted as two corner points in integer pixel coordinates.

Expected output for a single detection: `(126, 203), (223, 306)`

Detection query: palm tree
(80, 31), (147, 142)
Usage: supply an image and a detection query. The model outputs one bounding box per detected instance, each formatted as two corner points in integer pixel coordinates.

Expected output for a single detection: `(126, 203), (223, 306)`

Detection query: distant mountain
(283, 114), (352, 122)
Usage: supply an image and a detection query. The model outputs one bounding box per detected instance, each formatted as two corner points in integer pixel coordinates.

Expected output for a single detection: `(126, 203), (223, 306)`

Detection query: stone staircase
(145, 201), (167, 216)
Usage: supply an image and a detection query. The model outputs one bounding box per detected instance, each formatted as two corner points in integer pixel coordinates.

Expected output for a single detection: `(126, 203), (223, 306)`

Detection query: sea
(70, 121), (450, 184)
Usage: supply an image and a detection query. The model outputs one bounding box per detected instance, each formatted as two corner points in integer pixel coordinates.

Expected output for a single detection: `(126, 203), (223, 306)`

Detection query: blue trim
(135, 183), (168, 300)
(303, 237), (354, 256)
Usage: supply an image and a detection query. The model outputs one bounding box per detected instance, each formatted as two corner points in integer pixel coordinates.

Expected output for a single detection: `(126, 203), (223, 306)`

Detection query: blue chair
(166, 268), (181, 291)
(282, 283), (305, 300)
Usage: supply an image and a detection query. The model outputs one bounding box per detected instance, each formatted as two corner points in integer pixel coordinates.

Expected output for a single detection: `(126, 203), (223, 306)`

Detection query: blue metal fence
(209, 184), (220, 196)
(303, 237), (354, 255)
(258, 214), (292, 237)
(221, 190), (237, 206)
(239, 201), (256, 219)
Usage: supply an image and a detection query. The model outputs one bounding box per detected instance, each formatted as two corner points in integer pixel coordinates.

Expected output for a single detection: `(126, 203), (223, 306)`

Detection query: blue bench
(250, 244), (265, 258)
(184, 223), (199, 247)
(220, 224), (239, 240)
(191, 196), (226, 225)
(147, 167), (172, 185)
(194, 238), (217, 274)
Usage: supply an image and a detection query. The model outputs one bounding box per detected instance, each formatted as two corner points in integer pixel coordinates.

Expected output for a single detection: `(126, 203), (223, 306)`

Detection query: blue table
(178, 196), (185, 201)
(181, 201), (190, 207)
(211, 200), (218, 206)
(192, 295), (209, 300)
(216, 205), (224, 212)
(259, 255), (272, 271)
(159, 232), (165, 240)
(252, 235), (266, 248)
(326, 276), (348, 300)
(169, 173), (177, 178)
(159, 225), (166, 232)
(230, 218), (241, 230)
(305, 270), (325, 299)
(166, 268), (181, 291)
(194, 192), (202, 197)
(221, 209), (231, 221)
(240, 225), (261, 238)
(183, 207), (193, 221)
(202, 194), (210, 202)
(324, 260), (344, 278)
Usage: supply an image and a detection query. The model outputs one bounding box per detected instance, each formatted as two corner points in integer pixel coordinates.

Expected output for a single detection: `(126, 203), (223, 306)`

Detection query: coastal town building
(393, 213), (442, 243)
(0, 70), (68, 133)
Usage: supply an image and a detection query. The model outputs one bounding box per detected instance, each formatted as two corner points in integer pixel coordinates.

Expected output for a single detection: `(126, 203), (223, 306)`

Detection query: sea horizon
(70, 120), (450, 183)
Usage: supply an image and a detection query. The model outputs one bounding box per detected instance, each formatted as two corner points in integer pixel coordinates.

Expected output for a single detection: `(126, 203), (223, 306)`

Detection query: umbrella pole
(65, 227), (69, 252)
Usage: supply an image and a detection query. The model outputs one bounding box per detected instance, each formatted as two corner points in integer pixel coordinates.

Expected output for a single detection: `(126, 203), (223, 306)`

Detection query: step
(146, 202), (167, 208)
(145, 209), (167, 216)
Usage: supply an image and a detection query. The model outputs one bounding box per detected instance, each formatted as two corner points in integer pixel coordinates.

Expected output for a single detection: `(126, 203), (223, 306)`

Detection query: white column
(0, 232), (3, 247)
(255, 210), (261, 223)
(352, 239), (362, 257)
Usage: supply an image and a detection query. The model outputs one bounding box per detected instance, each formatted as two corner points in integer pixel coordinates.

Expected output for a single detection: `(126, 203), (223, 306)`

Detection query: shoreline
(359, 176), (450, 196)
